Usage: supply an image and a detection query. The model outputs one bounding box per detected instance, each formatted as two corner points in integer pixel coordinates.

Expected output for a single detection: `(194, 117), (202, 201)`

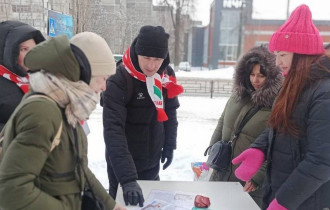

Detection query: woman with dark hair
(233, 5), (330, 210)
(208, 45), (282, 207)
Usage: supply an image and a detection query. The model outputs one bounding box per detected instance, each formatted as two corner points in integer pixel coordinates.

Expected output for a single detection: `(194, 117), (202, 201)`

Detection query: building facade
(199, 0), (330, 68)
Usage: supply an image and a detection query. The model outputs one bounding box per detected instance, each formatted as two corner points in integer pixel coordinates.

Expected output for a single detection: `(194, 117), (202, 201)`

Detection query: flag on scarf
(122, 47), (183, 121)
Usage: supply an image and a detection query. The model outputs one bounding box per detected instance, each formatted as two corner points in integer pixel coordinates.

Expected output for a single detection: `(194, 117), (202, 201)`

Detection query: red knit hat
(269, 4), (325, 55)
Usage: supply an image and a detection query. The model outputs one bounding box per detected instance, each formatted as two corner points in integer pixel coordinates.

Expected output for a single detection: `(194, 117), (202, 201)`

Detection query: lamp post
(236, 0), (246, 59)
(286, 0), (291, 19)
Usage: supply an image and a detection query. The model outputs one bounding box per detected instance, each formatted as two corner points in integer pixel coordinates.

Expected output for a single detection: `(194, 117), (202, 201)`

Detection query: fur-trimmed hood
(233, 45), (283, 108)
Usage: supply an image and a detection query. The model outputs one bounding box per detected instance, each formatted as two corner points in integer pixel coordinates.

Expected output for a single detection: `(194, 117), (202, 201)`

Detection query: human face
(18, 39), (36, 71)
(89, 75), (109, 94)
(249, 64), (266, 91)
(137, 55), (164, 77)
(274, 51), (294, 76)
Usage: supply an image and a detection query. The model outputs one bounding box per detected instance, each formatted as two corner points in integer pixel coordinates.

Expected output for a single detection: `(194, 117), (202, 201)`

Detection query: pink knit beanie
(269, 4), (325, 55)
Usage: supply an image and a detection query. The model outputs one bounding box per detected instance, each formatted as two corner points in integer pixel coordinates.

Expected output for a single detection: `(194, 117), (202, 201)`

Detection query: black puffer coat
(103, 39), (180, 186)
(252, 55), (330, 210)
(0, 21), (44, 131)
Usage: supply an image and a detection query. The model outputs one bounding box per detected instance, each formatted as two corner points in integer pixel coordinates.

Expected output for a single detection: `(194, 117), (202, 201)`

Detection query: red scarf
(0, 64), (29, 93)
(122, 47), (183, 121)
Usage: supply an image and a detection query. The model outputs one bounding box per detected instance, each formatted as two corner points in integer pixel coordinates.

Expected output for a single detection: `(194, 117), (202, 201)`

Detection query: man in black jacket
(0, 21), (45, 131)
(103, 25), (182, 207)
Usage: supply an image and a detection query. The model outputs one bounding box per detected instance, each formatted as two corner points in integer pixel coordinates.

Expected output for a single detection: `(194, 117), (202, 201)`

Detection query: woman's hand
(243, 181), (256, 192)
(113, 203), (128, 210)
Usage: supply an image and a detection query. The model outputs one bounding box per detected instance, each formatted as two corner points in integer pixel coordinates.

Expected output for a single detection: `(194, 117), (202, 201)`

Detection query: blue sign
(48, 18), (56, 37)
(48, 10), (73, 38)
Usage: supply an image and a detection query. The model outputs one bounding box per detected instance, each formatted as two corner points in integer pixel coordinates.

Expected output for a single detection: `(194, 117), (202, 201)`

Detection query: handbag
(204, 107), (260, 171)
(81, 188), (104, 210)
(70, 129), (105, 210)
(204, 140), (232, 171)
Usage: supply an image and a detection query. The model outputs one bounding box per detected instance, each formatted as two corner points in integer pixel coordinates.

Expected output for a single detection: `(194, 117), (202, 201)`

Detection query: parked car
(178, 61), (191, 71)
(113, 54), (123, 62)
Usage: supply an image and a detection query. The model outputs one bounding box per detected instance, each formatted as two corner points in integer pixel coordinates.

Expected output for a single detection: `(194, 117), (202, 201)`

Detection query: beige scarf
(29, 71), (99, 127)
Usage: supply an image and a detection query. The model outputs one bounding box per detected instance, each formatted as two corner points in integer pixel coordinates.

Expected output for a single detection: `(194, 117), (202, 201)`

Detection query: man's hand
(122, 181), (144, 207)
(161, 148), (173, 170)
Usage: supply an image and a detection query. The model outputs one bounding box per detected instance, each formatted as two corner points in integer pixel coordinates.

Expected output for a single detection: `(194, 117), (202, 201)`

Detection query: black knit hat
(135, 25), (169, 59)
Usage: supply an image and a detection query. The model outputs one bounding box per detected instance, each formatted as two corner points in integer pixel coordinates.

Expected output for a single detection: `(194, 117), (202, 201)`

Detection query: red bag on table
(194, 195), (211, 208)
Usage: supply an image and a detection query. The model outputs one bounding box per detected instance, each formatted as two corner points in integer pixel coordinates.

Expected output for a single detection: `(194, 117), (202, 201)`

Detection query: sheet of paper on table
(134, 190), (197, 210)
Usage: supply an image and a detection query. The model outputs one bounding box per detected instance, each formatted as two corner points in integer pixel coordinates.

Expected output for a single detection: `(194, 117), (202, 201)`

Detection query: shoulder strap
(27, 94), (63, 152)
(0, 126), (5, 154)
(0, 94), (63, 155)
(50, 120), (62, 152)
(232, 107), (261, 141)
(71, 128), (98, 199)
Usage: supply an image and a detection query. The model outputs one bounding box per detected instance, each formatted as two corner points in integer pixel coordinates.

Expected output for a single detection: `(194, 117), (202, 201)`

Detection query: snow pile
(176, 67), (235, 80)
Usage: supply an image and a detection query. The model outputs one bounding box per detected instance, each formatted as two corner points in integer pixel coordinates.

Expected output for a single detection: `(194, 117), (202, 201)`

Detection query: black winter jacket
(0, 21), (44, 131)
(103, 44), (180, 185)
(252, 56), (330, 210)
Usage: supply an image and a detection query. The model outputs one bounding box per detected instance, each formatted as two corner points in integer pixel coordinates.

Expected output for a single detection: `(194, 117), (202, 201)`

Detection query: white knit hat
(70, 32), (116, 76)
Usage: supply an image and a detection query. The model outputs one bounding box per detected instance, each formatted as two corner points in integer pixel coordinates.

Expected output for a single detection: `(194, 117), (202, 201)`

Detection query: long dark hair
(269, 53), (321, 137)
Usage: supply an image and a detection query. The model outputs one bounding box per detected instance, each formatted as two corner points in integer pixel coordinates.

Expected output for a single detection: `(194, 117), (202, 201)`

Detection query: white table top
(116, 180), (260, 210)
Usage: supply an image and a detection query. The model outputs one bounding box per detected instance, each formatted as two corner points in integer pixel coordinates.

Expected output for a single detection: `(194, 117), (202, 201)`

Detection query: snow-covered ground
(88, 96), (229, 188)
(88, 68), (233, 189)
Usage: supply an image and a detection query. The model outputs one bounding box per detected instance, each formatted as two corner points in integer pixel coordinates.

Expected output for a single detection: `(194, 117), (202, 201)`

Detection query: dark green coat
(0, 35), (116, 210)
(209, 45), (283, 207)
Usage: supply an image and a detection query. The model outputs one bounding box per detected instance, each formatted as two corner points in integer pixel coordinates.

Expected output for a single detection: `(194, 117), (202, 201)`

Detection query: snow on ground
(175, 67), (235, 80)
(88, 96), (229, 188)
(88, 68), (232, 188)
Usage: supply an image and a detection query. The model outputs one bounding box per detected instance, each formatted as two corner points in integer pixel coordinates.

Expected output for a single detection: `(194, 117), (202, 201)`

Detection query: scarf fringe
(166, 82), (184, 98)
(156, 108), (168, 122)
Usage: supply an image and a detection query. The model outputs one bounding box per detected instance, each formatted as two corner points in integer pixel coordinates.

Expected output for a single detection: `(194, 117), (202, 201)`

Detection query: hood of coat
(128, 37), (170, 74)
(24, 35), (80, 82)
(0, 21), (45, 77)
(233, 45), (283, 108)
(309, 55), (330, 81)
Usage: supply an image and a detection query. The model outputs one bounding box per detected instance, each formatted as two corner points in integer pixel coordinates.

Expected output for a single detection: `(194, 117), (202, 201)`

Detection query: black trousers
(105, 149), (160, 199)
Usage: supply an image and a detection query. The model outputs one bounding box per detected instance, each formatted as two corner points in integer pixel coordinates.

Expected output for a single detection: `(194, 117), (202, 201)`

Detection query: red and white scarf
(123, 47), (183, 122)
(0, 64), (29, 93)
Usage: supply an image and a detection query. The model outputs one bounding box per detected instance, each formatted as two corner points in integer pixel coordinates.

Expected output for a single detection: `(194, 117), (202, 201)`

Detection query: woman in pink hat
(232, 4), (330, 210)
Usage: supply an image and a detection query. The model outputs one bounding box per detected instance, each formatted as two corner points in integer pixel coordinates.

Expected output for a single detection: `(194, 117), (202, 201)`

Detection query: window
(127, 2), (135, 8)
(219, 44), (238, 61)
(12, 5), (32, 13)
(219, 10), (240, 61)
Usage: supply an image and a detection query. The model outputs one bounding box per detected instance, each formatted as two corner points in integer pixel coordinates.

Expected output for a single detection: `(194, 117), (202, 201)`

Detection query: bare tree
(86, 0), (154, 54)
(154, 0), (196, 67)
(70, 0), (92, 34)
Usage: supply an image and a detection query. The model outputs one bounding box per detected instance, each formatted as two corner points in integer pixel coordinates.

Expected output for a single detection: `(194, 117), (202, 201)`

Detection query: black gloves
(161, 148), (173, 170)
(122, 181), (144, 207)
